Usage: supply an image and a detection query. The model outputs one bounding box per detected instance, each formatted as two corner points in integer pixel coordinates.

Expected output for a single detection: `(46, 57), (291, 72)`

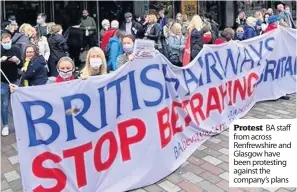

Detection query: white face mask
(90, 58), (102, 69)
(58, 70), (73, 79)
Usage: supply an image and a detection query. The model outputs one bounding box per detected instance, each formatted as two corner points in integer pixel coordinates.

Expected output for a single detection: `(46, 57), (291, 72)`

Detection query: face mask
(237, 32), (244, 39)
(123, 44), (133, 53)
(285, 10), (290, 14)
(36, 19), (41, 24)
(265, 18), (268, 23)
(58, 70), (73, 79)
(82, 15), (87, 19)
(90, 58), (102, 69)
(176, 17), (181, 21)
(136, 18), (141, 22)
(2, 42), (12, 50)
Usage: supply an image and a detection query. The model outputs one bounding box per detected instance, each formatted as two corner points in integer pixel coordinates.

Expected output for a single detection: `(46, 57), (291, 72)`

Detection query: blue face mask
(2, 42), (12, 50)
(265, 18), (269, 23)
(237, 32), (244, 39)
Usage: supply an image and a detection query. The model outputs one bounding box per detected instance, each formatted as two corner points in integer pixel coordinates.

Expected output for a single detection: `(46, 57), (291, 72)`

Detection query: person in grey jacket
(116, 34), (135, 69)
(277, 4), (296, 28)
(167, 23), (185, 67)
(80, 10), (98, 49)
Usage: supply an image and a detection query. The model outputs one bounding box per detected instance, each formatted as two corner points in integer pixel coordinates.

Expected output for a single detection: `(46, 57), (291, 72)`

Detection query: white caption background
(229, 119), (297, 188)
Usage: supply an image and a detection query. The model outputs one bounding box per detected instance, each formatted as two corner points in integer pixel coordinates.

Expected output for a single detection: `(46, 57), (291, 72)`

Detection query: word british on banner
(11, 27), (296, 192)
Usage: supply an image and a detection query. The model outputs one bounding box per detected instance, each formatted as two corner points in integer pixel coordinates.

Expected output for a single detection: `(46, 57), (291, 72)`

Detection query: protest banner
(11, 27), (296, 192)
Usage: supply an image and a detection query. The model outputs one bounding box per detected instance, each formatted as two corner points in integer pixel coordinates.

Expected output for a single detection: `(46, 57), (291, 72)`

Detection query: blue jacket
(21, 55), (48, 86)
(107, 37), (123, 71)
(158, 17), (168, 29)
(244, 25), (257, 39)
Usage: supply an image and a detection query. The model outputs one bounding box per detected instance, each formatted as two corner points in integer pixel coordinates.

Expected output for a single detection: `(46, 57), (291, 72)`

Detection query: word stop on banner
(229, 119), (297, 188)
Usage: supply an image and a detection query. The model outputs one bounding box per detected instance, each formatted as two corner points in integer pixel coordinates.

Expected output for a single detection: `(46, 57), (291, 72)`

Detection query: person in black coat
(137, 15), (149, 39)
(65, 21), (84, 68)
(47, 24), (68, 77)
(20, 44), (48, 86)
(120, 12), (142, 38)
(190, 28), (203, 61)
(1, 32), (23, 136)
(144, 14), (161, 49)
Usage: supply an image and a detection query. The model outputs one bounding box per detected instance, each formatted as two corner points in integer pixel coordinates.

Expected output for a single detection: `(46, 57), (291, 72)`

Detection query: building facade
(1, 1), (296, 35)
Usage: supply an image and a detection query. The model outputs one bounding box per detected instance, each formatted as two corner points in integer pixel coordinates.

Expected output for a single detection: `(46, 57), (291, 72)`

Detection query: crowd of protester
(1, 3), (296, 136)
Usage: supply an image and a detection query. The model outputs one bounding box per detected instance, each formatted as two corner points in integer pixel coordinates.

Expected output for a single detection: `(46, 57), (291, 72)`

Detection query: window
(149, 1), (173, 18)
(237, 1), (267, 17)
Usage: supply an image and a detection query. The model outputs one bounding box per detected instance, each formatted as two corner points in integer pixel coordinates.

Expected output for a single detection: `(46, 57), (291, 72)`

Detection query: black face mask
(82, 16), (87, 19)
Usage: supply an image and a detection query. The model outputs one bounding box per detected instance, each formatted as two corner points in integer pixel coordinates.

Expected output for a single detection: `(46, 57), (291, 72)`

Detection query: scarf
(55, 75), (75, 83)
(22, 58), (30, 86)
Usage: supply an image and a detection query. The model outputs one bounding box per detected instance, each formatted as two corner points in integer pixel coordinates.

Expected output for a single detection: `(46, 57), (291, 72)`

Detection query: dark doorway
(3, 1), (40, 26)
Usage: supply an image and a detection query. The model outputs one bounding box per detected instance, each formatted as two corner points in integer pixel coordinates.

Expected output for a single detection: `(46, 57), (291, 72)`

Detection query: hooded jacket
(107, 36), (123, 71)
(21, 55), (48, 86)
(244, 24), (257, 39)
(11, 32), (30, 60)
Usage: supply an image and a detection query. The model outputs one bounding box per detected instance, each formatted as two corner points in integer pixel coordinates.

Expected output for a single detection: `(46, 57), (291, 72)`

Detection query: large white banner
(11, 27), (296, 192)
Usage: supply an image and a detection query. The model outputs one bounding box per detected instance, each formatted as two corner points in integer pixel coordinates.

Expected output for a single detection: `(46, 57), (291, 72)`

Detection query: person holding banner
(117, 34), (136, 69)
(1, 32), (22, 136)
(54, 57), (76, 83)
(80, 47), (107, 79)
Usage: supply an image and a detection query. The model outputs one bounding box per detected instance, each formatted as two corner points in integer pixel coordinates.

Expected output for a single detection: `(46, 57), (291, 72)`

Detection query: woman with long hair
(144, 13), (162, 49)
(10, 44), (48, 88)
(80, 47), (107, 79)
(236, 11), (246, 28)
(31, 27), (50, 62)
(183, 14), (204, 65)
(189, 15), (204, 61)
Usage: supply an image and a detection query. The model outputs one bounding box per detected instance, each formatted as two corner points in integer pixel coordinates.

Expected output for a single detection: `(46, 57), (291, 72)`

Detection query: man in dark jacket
(36, 13), (48, 37)
(80, 10), (98, 49)
(66, 21), (84, 68)
(1, 32), (22, 136)
(158, 8), (168, 29)
(120, 12), (142, 38)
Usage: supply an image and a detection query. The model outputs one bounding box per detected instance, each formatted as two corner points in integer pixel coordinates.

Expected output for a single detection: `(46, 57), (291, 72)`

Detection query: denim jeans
(1, 82), (10, 126)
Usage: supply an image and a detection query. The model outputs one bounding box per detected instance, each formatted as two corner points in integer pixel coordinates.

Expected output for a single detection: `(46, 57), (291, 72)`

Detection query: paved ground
(1, 94), (296, 192)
